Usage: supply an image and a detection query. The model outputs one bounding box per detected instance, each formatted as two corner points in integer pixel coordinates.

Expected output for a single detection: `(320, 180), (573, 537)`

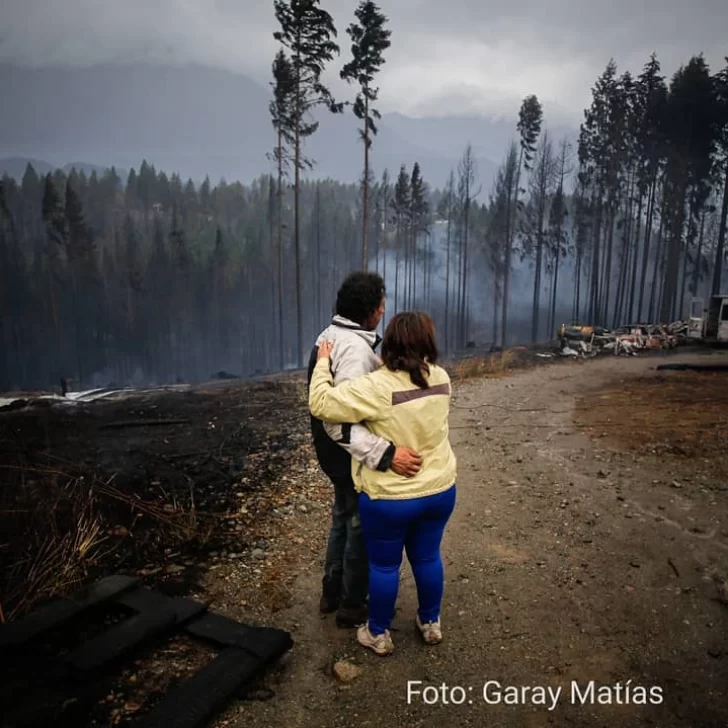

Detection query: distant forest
(0, 3), (727, 391)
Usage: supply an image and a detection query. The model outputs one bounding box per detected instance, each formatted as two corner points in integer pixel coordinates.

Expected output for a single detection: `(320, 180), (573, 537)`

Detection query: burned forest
(1, 50), (727, 392)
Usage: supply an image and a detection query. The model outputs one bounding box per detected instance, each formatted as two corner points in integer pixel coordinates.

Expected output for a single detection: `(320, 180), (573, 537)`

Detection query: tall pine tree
(269, 50), (296, 369)
(340, 0), (391, 268)
(273, 0), (341, 366)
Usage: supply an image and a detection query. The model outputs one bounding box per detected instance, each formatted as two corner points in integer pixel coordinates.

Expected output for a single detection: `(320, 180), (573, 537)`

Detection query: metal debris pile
(557, 320), (688, 358)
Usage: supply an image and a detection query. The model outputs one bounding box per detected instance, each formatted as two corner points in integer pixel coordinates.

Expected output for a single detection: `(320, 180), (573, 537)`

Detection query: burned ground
(0, 378), (314, 622)
(2, 349), (728, 727)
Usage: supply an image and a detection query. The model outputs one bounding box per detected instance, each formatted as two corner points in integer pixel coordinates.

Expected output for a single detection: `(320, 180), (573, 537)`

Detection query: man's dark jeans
(322, 474), (368, 609)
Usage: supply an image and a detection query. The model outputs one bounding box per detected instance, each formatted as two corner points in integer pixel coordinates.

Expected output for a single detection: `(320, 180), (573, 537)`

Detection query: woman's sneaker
(416, 615), (442, 645)
(357, 623), (394, 656)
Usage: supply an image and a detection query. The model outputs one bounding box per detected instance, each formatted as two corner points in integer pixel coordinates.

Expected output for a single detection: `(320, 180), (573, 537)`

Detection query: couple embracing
(306, 272), (457, 657)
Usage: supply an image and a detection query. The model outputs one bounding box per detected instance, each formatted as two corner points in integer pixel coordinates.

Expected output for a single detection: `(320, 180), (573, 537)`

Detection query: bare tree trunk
(444, 211), (452, 353)
(381, 227), (388, 331)
(601, 213), (615, 324)
(573, 247), (582, 322)
(502, 147), (523, 347)
(315, 184), (322, 329)
(531, 232), (544, 341)
(276, 134), (285, 370)
(637, 174), (658, 320)
(362, 95), (370, 269)
(492, 280), (500, 348)
(691, 210), (706, 297)
(649, 197), (667, 321)
(711, 164), (728, 296)
(394, 220), (401, 312)
(613, 213), (631, 327)
(373, 189), (381, 276)
(588, 193), (603, 324)
(460, 200), (470, 346)
(659, 175), (687, 322)
(679, 212), (696, 318)
(293, 75), (303, 367)
(550, 251), (560, 337)
(628, 189), (644, 322)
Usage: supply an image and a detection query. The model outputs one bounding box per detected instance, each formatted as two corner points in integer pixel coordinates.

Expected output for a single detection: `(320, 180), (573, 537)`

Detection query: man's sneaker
(357, 623), (394, 656)
(335, 604), (368, 628)
(416, 615), (442, 645)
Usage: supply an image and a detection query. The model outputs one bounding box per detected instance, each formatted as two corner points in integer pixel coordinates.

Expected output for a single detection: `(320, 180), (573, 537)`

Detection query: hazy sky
(1, 0), (726, 123)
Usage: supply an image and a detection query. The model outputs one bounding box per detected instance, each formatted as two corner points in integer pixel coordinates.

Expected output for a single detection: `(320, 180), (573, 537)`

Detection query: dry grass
(294, 380), (308, 407)
(0, 464), (221, 622)
(450, 349), (517, 381)
(0, 472), (105, 621)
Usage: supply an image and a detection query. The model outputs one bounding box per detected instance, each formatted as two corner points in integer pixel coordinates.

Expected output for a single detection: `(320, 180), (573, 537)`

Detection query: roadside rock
(332, 660), (362, 684)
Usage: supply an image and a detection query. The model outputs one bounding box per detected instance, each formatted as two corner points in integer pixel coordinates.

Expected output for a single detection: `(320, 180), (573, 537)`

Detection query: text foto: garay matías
(406, 680), (664, 710)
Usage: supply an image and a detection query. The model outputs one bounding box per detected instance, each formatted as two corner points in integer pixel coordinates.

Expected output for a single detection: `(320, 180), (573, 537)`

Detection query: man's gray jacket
(306, 315), (395, 482)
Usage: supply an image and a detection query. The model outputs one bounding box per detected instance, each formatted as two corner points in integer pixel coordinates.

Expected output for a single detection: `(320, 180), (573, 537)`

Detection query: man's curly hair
(335, 272), (386, 326)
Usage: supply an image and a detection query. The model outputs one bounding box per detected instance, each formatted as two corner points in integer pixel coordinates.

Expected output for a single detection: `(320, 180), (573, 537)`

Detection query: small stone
(333, 660), (362, 683)
(252, 548), (265, 560)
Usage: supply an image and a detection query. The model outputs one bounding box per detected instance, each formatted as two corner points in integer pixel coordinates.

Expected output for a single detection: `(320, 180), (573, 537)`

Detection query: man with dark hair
(307, 271), (422, 627)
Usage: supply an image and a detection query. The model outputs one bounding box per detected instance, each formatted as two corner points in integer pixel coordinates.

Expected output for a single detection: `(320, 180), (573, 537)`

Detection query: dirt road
(212, 350), (728, 728)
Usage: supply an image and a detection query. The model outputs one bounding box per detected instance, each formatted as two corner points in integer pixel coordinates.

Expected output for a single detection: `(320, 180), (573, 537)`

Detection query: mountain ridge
(0, 62), (577, 190)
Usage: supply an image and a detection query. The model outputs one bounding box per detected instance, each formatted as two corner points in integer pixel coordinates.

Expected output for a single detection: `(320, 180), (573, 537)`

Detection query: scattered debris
(557, 320), (687, 358)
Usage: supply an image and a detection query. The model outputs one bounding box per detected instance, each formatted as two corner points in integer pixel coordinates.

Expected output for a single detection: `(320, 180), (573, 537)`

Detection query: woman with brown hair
(309, 311), (457, 656)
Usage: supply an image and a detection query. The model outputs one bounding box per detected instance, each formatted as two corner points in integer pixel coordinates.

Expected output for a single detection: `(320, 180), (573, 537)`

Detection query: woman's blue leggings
(358, 485), (456, 635)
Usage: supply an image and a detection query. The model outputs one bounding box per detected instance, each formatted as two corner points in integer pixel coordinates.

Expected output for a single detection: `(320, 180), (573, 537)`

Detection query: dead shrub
(451, 349), (517, 381)
(0, 471), (106, 621)
(0, 464), (221, 622)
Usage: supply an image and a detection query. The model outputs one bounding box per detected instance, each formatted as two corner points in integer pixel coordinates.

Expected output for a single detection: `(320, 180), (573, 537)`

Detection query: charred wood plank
(114, 587), (192, 613)
(0, 575), (138, 648)
(185, 612), (293, 659)
(99, 418), (191, 429)
(66, 591), (205, 671)
(137, 642), (291, 728)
